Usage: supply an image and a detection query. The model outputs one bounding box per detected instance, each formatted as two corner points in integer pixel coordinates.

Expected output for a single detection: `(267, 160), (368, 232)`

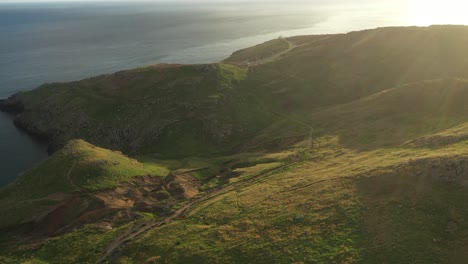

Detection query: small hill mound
(9, 139), (166, 198)
(0, 139), (167, 230)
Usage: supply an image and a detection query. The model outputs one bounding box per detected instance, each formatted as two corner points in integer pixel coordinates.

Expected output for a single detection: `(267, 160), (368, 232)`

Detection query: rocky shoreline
(0, 95), (53, 153)
(0, 95), (24, 114)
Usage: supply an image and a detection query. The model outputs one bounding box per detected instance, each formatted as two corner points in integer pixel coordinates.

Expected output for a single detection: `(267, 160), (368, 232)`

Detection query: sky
(1, 0), (468, 26)
(1, 0), (309, 2)
(0, 0), (234, 2)
(0, 0), (365, 2)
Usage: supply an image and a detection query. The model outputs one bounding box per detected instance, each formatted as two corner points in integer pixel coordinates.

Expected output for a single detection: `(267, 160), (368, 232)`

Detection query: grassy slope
(6, 138), (468, 263)
(223, 38), (290, 64)
(9, 26), (468, 155)
(112, 139), (468, 263)
(114, 27), (468, 263)
(7, 139), (167, 196)
(12, 63), (272, 156)
(309, 78), (468, 150)
(246, 26), (468, 112)
(7, 83), (468, 263)
(4, 26), (468, 263)
(0, 139), (168, 230)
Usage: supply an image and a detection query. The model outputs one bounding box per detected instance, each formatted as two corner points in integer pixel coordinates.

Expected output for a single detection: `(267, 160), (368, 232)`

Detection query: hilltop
(3, 25), (468, 263)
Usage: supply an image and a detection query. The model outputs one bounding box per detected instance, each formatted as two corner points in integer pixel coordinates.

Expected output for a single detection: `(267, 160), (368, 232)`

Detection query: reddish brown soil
(31, 174), (200, 236)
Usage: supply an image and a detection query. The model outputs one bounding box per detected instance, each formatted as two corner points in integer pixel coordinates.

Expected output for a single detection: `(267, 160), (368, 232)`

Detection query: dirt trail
(13, 193), (67, 205)
(250, 35), (337, 66)
(249, 38), (297, 66)
(96, 38), (319, 264)
(66, 161), (79, 190)
(96, 163), (296, 264)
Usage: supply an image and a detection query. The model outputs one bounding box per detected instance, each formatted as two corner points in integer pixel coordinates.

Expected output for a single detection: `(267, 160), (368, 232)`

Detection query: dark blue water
(0, 1), (407, 186)
(0, 112), (48, 186)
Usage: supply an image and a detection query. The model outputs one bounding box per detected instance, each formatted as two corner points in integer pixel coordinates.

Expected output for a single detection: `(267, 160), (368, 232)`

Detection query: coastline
(0, 96), (54, 154)
(0, 106), (48, 186)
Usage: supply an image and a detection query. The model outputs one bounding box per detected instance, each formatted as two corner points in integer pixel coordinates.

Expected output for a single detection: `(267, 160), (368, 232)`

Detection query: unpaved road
(96, 163), (296, 263)
(249, 38), (297, 66)
(96, 39), (313, 264)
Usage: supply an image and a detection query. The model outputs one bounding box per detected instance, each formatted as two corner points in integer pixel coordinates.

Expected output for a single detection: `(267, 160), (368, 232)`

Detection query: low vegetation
(223, 38), (290, 64)
(3, 26), (468, 263)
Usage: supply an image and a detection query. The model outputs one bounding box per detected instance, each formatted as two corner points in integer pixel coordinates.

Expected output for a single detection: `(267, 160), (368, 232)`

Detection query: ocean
(0, 0), (408, 186)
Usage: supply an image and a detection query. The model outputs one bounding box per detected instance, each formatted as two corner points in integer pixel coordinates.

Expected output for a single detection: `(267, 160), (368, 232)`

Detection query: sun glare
(408, 0), (468, 26)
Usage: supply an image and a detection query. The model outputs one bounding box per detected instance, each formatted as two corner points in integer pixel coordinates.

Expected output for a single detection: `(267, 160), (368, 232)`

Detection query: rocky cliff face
(0, 63), (269, 156)
(0, 96), (24, 114)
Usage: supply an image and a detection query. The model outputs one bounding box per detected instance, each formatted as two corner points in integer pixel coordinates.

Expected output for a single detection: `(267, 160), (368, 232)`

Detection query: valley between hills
(2, 25), (468, 263)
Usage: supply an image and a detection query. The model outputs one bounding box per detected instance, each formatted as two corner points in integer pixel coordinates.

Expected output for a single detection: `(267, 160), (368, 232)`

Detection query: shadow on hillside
(356, 157), (468, 263)
(310, 79), (468, 151)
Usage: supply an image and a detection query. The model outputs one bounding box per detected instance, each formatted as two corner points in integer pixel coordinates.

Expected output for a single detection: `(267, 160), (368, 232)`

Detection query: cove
(0, 111), (48, 187)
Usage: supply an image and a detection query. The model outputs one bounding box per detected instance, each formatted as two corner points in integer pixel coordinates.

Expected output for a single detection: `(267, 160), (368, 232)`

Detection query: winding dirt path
(249, 38), (297, 66)
(96, 163), (296, 263)
(96, 38), (320, 264)
(66, 160), (79, 190)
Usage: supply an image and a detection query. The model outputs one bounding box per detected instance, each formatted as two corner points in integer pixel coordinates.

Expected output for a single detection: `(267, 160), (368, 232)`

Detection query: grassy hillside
(0, 139), (168, 230)
(246, 26), (468, 112)
(7, 139), (167, 196)
(223, 38), (290, 64)
(5, 137), (468, 263)
(4, 26), (468, 263)
(5, 26), (468, 155)
(4, 63), (272, 156)
(115, 141), (468, 264)
(310, 78), (468, 150)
